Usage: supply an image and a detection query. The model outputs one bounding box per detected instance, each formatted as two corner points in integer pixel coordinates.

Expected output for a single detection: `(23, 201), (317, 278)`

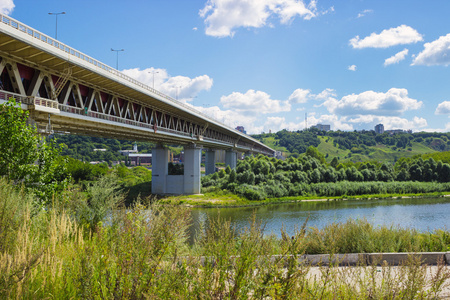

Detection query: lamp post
(111, 48), (124, 70)
(148, 70), (159, 89)
(176, 86), (181, 100)
(48, 12), (65, 40)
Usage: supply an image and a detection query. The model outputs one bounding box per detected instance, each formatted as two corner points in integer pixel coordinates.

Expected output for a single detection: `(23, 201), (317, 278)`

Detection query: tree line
(202, 146), (450, 200)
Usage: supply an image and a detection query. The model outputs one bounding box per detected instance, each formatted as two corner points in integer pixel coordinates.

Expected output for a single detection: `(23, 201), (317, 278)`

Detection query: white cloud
(199, 0), (319, 38)
(420, 123), (450, 133)
(262, 114), (354, 132)
(193, 104), (265, 133)
(384, 48), (409, 66)
(344, 115), (426, 131)
(377, 116), (427, 130)
(308, 114), (353, 131)
(412, 33), (450, 66)
(288, 88), (310, 103)
(121, 67), (213, 101)
(263, 116), (303, 132)
(357, 9), (373, 18)
(435, 101), (450, 115)
(288, 88), (335, 104)
(220, 89), (291, 114)
(324, 88), (422, 116)
(0, 0), (14, 15)
(348, 65), (357, 71)
(315, 88), (336, 100)
(350, 25), (423, 49)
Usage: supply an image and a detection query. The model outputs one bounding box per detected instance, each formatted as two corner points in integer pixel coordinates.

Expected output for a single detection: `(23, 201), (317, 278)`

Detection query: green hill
(254, 130), (440, 163)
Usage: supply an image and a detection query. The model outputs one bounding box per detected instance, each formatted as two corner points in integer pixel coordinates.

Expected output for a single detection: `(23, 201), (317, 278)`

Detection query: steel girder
(0, 55), (273, 155)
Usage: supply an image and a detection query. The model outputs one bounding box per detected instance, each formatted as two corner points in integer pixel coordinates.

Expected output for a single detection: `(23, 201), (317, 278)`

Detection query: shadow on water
(188, 197), (450, 243)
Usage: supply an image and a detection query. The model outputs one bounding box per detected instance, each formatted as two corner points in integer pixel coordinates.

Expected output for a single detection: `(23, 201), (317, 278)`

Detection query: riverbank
(159, 191), (450, 208)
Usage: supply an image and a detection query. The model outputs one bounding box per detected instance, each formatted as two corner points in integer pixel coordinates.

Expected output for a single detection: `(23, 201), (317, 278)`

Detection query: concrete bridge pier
(205, 149), (216, 175)
(151, 144), (202, 195)
(151, 145), (169, 194)
(183, 144), (202, 194)
(225, 149), (238, 169)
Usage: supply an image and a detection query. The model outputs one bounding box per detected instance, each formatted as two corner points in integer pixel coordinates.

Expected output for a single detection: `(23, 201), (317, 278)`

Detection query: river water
(189, 197), (450, 238)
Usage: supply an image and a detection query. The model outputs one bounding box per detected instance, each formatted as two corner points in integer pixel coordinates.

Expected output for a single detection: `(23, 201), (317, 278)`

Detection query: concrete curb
(193, 252), (450, 267)
(366, 252), (448, 266)
(304, 252), (450, 266)
(299, 253), (364, 266)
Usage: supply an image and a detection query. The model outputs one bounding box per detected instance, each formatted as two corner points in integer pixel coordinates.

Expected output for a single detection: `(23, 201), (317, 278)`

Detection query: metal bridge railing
(0, 91), (59, 111)
(0, 91), (272, 154)
(0, 90), (29, 103)
(30, 96), (59, 109)
(58, 103), (193, 138)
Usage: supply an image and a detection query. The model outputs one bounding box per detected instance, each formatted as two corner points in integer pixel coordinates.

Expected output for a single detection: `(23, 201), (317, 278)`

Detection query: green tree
(228, 169), (236, 183)
(330, 157), (339, 168)
(0, 99), (69, 202)
(305, 146), (326, 164)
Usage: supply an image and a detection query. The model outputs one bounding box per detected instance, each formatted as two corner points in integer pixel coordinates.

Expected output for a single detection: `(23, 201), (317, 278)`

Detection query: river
(189, 197), (450, 239)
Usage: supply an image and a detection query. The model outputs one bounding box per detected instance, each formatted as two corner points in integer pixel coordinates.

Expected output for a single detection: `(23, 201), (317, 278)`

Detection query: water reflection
(189, 197), (450, 241)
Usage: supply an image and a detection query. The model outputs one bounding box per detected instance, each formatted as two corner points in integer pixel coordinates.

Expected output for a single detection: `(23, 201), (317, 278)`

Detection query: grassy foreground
(2, 179), (450, 299)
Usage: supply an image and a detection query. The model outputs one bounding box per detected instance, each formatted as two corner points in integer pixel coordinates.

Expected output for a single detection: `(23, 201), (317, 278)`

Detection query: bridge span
(0, 13), (274, 194)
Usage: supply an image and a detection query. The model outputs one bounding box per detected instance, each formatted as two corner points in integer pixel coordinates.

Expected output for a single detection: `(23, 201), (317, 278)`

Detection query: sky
(3, 0), (450, 134)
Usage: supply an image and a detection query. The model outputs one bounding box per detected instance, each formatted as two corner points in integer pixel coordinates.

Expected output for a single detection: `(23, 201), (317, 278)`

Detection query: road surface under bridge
(0, 13), (274, 195)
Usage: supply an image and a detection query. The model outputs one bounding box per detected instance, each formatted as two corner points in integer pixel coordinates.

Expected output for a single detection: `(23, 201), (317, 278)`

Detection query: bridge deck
(0, 13), (274, 155)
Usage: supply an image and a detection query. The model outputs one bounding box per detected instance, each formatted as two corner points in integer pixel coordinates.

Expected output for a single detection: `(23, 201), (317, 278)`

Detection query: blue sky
(4, 0), (450, 134)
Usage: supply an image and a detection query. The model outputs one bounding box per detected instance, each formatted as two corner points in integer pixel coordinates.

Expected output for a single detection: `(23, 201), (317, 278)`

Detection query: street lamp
(148, 70), (159, 89)
(111, 48), (124, 70)
(176, 86), (181, 100)
(48, 12), (65, 40)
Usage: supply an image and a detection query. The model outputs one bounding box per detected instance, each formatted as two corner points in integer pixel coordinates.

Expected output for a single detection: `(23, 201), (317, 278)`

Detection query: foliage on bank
(202, 148), (450, 200)
(0, 99), (69, 203)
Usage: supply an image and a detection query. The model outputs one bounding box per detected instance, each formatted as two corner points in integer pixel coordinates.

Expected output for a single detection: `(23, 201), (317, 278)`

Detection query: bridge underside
(0, 14), (274, 194)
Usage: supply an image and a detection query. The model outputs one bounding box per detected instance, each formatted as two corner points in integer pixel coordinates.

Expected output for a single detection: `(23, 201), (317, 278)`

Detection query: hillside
(253, 129), (443, 163)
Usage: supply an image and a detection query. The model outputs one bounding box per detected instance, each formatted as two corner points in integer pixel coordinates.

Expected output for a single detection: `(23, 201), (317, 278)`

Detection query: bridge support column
(205, 149), (216, 175)
(151, 145), (169, 194)
(225, 149), (237, 170)
(184, 144), (202, 194)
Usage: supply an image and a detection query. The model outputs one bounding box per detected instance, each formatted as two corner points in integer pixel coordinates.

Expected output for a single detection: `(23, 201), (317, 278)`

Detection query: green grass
(260, 135), (289, 153)
(316, 136), (436, 163)
(317, 136), (349, 162)
(160, 189), (450, 208)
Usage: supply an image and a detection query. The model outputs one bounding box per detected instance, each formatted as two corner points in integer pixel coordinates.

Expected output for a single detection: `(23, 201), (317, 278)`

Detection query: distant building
(128, 153), (152, 166)
(119, 142), (152, 165)
(236, 126), (246, 134)
(119, 142), (139, 156)
(275, 151), (285, 160)
(375, 124), (384, 134)
(312, 124), (331, 132)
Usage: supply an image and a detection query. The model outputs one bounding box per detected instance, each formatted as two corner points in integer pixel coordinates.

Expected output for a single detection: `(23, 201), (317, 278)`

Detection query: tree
(305, 146), (326, 164)
(330, 157), (339, 168)
(0, 99), (69, 202)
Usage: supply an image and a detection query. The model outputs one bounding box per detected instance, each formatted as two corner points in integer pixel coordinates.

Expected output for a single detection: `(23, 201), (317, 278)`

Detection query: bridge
(0, 13), (274, 194)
